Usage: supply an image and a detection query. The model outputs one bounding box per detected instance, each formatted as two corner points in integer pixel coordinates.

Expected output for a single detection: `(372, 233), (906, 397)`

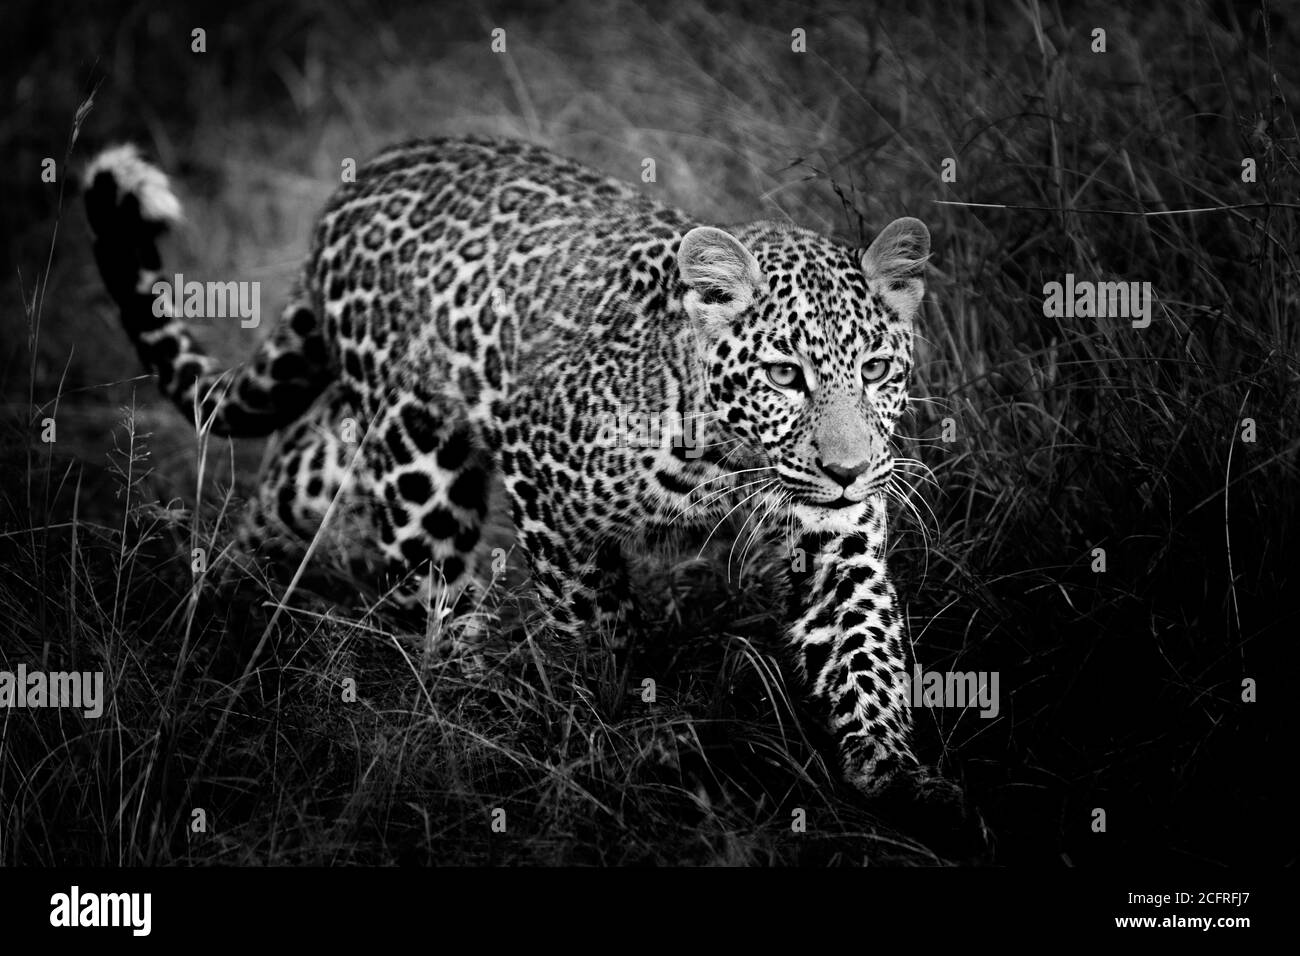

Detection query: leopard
(83, 135), (946, 800)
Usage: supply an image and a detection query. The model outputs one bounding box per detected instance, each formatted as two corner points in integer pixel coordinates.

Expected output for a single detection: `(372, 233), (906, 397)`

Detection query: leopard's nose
(817, 457), (871, 487)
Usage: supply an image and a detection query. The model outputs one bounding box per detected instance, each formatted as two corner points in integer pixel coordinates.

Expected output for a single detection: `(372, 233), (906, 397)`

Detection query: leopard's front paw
(841, 736), (919, 797)
(842, 742), (989, 860)
(875, 763), (967, 811)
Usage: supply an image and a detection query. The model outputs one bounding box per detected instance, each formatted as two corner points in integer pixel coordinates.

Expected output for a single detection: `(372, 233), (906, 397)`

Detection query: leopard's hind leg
(232, 389), (367, 584)
(231, 385), (495, 656)
(354, 389), (496, 651)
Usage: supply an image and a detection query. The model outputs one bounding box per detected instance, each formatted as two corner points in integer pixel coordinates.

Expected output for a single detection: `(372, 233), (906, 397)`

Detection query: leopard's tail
(83, 144), (332, 437)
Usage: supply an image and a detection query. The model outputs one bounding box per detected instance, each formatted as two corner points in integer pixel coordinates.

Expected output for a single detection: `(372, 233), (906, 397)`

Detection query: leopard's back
(306, 138), (693, 419)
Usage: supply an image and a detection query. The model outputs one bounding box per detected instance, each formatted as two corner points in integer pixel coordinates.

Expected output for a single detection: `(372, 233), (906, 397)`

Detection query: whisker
(688, 465), (776, 489)
(887, 473), (937, 556)
(728, 482), (782, 581)
(734, 486), (790, 585)
(905, 395), (952, 407)
(668, 474), (775, 525)
(888, 475), (935, 582)
(891, 459), (940, 489)
(696, 480), (776, 558)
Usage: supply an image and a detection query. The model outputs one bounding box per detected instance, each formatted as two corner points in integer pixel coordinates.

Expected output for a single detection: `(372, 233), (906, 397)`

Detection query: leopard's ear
(862, 217), (929, 316)
(677, 226), (763, 336)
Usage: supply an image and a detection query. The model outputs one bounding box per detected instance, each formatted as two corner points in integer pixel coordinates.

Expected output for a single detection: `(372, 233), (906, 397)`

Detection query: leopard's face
(679, 220), (929, 534)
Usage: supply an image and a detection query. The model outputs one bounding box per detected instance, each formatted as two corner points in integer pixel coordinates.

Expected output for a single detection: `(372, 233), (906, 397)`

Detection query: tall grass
(1, 0), (1295, 864)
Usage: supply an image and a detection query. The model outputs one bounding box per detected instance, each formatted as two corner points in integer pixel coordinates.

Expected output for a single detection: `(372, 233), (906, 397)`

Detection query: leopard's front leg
(787, 507), (919, 795)
(498, 370), (640, 645)
(497, 427), (635, 644)
(510, 509), (635, 645)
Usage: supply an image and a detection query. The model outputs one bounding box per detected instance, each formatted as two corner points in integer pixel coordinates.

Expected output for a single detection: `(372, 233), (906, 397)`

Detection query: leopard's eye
(766, 362), (805, 391)
(862, 358), (891, 385)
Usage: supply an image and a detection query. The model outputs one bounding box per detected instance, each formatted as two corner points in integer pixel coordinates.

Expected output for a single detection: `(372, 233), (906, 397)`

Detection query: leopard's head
(677, 217), (929, 533)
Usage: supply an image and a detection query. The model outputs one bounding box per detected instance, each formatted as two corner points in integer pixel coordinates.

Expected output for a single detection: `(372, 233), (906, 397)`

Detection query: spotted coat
(83, 137), (933, 794)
